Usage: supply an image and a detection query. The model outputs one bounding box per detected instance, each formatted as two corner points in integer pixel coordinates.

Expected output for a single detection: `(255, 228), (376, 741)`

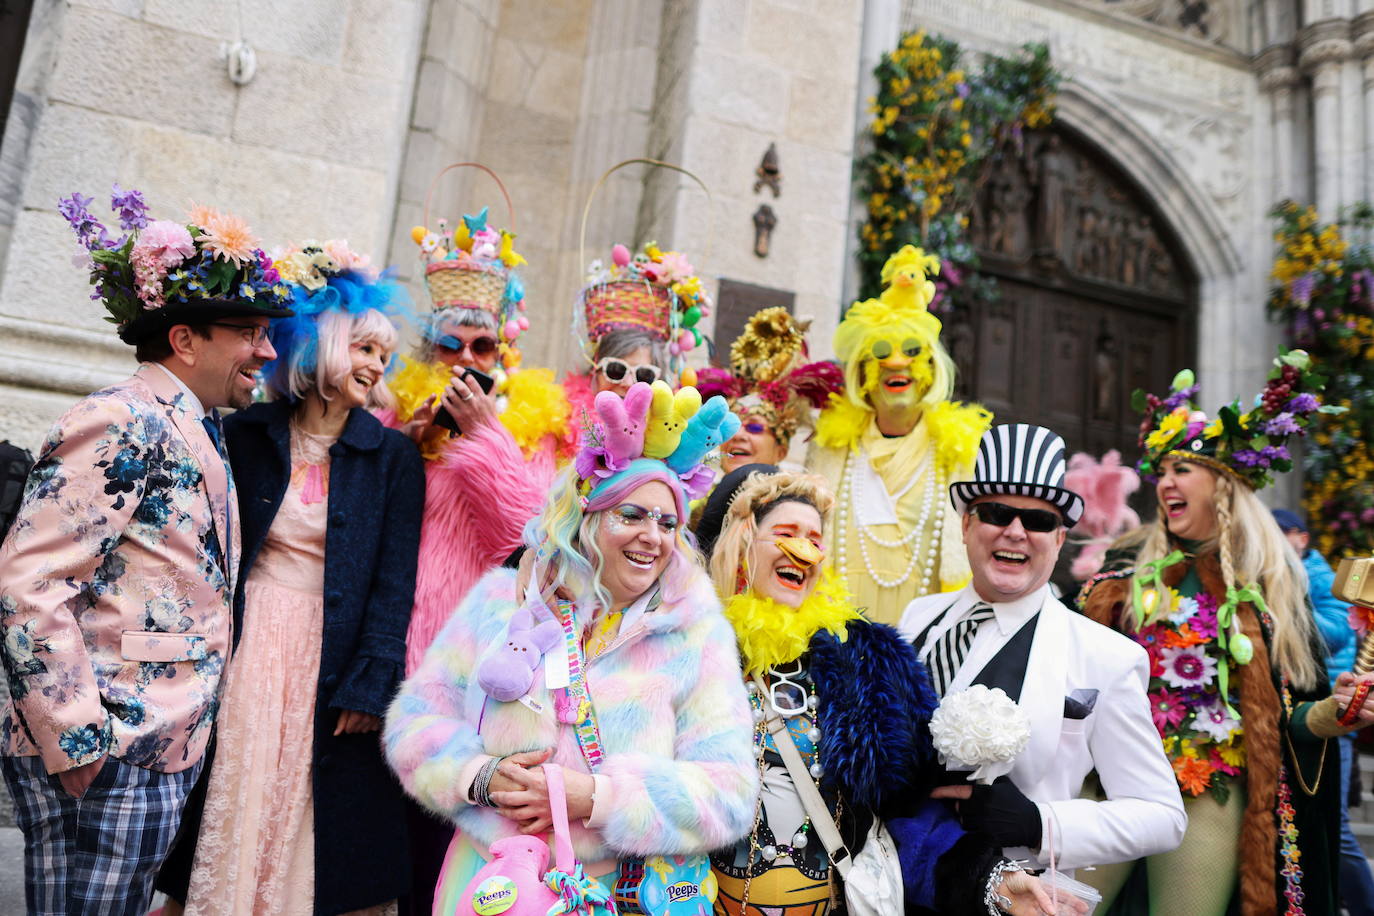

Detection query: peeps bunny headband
(573, 380), (741, 513)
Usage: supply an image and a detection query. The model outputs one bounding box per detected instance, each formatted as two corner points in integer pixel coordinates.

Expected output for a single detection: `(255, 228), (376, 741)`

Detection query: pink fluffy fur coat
(383, 566), (759, 863)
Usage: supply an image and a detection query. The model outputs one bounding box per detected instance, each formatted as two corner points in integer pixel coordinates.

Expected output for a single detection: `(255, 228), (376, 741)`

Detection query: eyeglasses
(596, 357), (661, 385)
(435, 334), (498, 357)
(871, 337), (923, 360)
(971, 501), (1065, 533)
(210, 322), (270, 346)
(741, 421), (769, 435)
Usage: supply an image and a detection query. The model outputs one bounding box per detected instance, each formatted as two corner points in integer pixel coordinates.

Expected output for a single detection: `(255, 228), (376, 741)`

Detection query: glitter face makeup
(594, 482), (677, 610)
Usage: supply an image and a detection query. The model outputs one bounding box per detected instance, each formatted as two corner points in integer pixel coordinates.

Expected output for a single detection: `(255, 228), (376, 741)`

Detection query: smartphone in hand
(434, 368), (496, 434)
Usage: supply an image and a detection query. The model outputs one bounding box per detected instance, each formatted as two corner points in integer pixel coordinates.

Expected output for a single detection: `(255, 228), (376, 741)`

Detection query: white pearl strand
(835, 447), (942, 592)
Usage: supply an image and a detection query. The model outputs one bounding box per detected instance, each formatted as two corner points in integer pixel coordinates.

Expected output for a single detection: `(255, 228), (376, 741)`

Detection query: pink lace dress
(185, 425), (394, 916)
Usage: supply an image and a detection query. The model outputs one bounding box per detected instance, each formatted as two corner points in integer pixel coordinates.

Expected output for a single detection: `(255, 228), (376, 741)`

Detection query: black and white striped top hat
(949, 424), (1084, 527)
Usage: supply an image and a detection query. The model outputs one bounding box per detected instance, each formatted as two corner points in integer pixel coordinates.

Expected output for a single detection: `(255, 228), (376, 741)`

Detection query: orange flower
(1173, 756), (1213, 796)
(186, 203), (220, 228)
(198, 210), (258, 266)
(1159, 625), (1207, 648)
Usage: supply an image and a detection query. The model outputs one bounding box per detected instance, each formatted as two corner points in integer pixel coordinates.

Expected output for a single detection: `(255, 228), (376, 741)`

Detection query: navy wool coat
(158, 399), (424, 915)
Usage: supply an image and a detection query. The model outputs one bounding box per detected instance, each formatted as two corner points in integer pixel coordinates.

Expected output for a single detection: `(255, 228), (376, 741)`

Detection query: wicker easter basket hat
(575, 159), (714, 363)
(418, 162), (519, 318)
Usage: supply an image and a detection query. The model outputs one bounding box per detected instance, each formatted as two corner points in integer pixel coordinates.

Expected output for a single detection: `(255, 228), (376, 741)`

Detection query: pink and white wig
(523, 459), (700, 616)
(265, 270), (410, 410)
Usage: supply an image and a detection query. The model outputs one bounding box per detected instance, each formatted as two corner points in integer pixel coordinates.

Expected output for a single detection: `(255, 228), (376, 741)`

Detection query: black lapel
(970, 612), (1040, 702)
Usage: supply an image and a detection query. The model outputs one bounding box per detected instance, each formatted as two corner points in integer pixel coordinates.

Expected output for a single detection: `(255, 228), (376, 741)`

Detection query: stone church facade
(0, 0), (1370, 484)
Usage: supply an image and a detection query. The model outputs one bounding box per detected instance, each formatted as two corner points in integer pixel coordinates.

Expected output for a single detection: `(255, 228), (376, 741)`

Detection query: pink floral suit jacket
(0, 365), (238, 774)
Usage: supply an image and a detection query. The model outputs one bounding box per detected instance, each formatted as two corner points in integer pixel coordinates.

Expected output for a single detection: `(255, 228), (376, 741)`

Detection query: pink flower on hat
(134, 220), (195, 267)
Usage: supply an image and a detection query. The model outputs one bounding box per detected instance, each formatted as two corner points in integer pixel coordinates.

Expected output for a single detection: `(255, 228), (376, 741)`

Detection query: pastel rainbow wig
(265, 266), (412, 410)
(523, 462), (700, 616)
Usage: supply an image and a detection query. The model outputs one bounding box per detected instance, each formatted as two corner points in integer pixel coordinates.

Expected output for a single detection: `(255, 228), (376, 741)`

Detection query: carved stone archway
(951, 125), (1198, 460)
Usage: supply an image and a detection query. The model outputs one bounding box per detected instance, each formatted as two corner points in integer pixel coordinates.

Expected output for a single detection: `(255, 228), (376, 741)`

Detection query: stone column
(1357, 12), (1374, 214)
(1257, 45), (1301, 201)
(1300, 19), (1354, 218)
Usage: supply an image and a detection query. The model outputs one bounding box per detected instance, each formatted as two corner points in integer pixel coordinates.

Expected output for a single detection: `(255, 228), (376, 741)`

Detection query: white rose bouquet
(928, 684), (1031, 783)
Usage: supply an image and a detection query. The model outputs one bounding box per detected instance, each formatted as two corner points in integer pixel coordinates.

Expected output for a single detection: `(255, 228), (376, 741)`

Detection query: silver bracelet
(472, 756), (502, 807)
(983, 859), (1024, 915)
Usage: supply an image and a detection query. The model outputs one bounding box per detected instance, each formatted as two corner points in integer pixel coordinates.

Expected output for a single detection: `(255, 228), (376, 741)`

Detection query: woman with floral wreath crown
(1078, 350), (1374, 916)
(703, 468), (1077, 916)
(806, 245), (991, 625)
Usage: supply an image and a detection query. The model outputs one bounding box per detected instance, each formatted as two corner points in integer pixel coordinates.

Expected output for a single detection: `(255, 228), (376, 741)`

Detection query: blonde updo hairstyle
(708, 471), (835, 600)
(1125, 458), (1320, 690)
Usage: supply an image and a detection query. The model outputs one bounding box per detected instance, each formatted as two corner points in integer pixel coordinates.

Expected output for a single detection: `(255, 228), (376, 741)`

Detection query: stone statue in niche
(1033, 135), (1072, 258)
(1093, 324), (1119, 420)
(947, 314), (976, 394)
(754, 143), (781, 197)
(753, 204), (777, 258)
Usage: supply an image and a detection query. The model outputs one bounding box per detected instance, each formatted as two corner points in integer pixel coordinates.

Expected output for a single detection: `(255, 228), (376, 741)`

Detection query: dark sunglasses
(972, 501), (1065, 533)
(741, 421), (768, 435)
(596, 357), (661, 385)
(435, 334), (498, 357)
(871, 337), (923, 360)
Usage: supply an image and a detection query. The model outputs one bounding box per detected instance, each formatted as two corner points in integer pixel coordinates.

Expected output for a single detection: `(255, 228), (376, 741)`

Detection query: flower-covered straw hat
(1133, 348), (1343, 490)
(61, 184), (293, 344)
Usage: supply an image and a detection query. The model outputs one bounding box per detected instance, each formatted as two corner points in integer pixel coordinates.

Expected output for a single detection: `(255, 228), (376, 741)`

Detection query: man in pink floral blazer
(0, 188), (291, 915)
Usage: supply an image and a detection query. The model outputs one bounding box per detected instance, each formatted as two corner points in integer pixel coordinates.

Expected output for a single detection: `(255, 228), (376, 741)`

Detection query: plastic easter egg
(503, 319), (521, 340)
(1229, 633), (1254, 665)
(410, 225), (428, 244)
(680, 367), (698, 388)
(678, 329), (694, 349)
(612, 244), (632, 267)
(691, 328), (702, 346)
(506, 274), (525, 302)
(1139, 588), (1160, 620)
(517, 316), (529, 331)
(670, 342), (682, 356)
(683, 305), (701, 328)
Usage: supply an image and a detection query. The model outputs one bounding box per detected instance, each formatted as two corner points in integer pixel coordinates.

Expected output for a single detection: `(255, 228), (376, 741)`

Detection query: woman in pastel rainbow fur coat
(384, 382), (758, 911)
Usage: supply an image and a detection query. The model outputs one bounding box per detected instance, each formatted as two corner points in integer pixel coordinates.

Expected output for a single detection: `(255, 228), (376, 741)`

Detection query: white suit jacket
(899, 585), (1186, 870)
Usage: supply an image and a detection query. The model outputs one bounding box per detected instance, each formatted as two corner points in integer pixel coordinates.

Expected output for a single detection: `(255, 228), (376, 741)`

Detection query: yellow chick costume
(806, 246), (991, 624)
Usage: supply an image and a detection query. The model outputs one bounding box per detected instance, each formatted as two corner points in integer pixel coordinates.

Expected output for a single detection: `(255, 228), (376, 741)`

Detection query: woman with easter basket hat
(384, 379), (759, 915)
(379, 163), (576, 913)
(1078, 349), (1374, 916)
(701, 467), (1077, 916)
(564, 159), (716, 421)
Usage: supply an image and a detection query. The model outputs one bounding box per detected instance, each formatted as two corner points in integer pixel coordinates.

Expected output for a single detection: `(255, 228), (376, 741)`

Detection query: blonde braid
(1214, 475), (1238, 594)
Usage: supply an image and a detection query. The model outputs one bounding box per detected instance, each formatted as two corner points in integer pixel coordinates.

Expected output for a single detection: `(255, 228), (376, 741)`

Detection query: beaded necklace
(835, 446), (943, 591)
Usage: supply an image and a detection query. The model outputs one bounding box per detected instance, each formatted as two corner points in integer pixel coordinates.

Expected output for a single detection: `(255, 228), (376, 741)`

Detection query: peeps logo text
(666, 882), (700, 903)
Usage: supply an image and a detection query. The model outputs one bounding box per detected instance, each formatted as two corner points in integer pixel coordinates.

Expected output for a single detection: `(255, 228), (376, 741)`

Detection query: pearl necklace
(835, 447), (943, 591)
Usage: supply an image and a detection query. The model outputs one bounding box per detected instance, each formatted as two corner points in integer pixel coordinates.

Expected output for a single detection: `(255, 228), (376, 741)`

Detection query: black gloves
(958, 776), (1042, 849)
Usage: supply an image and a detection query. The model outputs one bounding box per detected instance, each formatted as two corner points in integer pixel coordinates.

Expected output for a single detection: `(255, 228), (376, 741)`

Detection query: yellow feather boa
(722, 567), (862, 675)
(387, 356), (572, 461)
(813, 395), (991, 469)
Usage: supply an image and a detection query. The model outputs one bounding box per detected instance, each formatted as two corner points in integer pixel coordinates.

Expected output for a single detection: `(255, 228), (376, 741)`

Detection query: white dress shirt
(907, 584), (1048, 695)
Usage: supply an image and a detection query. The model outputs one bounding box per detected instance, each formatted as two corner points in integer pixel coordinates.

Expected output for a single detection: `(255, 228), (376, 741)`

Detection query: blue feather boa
(809, 619), (938, 813)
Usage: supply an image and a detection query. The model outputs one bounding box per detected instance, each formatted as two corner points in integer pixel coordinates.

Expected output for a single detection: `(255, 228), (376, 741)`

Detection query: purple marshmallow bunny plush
(476, 605), (562, 702)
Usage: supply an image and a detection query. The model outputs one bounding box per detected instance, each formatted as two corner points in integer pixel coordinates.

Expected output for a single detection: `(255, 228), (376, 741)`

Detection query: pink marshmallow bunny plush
(574, 382), (653, 481)
(475, 604), (562, 703)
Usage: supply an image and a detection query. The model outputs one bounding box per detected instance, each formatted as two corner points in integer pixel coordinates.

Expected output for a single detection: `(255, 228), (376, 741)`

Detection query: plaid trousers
(2, 754), (203, 916)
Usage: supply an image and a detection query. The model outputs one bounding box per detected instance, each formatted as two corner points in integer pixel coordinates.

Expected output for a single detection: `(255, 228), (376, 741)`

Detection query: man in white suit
(900, 423), (1185, 871)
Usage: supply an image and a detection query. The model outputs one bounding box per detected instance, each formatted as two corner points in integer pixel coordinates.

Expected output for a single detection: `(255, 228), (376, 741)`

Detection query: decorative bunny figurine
(665, 396), (741, 475)
(596, 382), (653, 466)
(642, 380), (702, 459)
(475, 605), (562, 702)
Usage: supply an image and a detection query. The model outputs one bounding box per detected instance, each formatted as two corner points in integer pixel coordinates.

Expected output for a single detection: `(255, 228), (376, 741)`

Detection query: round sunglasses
(596, 357), (661, 385)
(971, 500), (1065, 533)
(871, 337), (923, 360)
(434, 334), (498, 357)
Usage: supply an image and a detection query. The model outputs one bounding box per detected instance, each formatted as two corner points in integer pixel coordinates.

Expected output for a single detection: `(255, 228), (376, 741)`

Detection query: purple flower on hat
(1264, 413), (1299, 435)
(59, 192), (115, 252)
(1287, 393), (1318, 415)
(1232, 449), (1265, 468)
(110, 183), (149, 232)
(1161, 385), (1199, 412)
(1261, 444), (1290, 463)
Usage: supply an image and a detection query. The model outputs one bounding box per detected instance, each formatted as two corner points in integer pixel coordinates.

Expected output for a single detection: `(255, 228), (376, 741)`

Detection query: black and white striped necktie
(929, 603), (996, 696)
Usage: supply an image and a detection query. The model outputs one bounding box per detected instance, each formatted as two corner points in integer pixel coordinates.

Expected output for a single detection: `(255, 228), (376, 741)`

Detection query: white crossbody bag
(755, 675), (903, 916)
